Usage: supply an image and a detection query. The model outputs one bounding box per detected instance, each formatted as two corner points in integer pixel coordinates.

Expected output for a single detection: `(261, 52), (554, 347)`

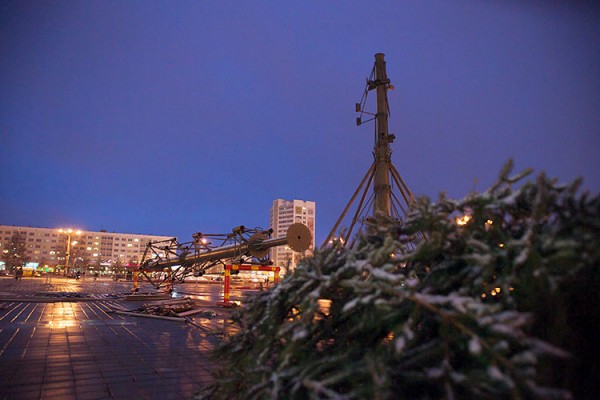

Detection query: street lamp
(58, 228), (81, 276)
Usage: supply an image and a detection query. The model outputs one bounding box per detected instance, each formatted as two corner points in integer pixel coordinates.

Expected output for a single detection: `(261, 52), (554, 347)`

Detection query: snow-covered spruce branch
(407, 293), (532, 399)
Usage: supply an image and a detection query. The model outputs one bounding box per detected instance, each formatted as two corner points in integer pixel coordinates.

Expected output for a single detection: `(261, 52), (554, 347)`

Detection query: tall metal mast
(324, 53), (417, 247)
(373, 53), (392, 216)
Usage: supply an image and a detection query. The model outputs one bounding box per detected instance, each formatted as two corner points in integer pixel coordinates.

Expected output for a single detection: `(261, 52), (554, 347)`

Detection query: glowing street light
(58, 228), (81, 276)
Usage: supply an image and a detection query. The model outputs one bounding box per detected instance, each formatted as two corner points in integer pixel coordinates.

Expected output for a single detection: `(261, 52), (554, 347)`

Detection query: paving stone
(42, 372), (75, 383)
(75, 383), (110, 395)
(73, 370), (103, 380)
(73, 376), (105, 387)
(104, 374), (135, 384)
(10, 373), (44, 385)
(1, 388), (43, 400)
(42, 380), (76, 390)
(40, 386), (77, 399)
(0, 277), (232, 399)
(76, 390), (111, 400)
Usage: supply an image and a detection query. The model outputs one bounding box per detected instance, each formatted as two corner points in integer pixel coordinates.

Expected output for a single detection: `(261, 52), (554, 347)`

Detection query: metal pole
(373, 53), (392, 217)
(64, 234), (71, 276)
(223, 267), (231, 304)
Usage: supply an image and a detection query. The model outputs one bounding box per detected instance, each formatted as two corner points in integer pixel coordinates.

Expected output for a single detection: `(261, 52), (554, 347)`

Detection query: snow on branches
(197, 161), (599, 400)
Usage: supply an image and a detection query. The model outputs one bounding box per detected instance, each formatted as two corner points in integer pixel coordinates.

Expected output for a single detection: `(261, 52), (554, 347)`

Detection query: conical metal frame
(323, 53), (417, 247)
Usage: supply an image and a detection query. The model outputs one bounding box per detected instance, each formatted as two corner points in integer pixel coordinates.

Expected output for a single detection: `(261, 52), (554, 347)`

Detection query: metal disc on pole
(285, 223), (312, 252)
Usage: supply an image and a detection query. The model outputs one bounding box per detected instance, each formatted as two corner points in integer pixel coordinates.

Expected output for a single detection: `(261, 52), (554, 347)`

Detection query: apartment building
(269, 199), (315, 273)
(0, 225), (173, 270)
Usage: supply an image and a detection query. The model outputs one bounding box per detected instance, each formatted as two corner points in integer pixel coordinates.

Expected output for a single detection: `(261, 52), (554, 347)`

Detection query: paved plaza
(0, 275), (237, 400)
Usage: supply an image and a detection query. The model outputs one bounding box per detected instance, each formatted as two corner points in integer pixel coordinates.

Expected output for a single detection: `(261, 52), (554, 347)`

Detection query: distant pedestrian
(16, 267), (23, 281)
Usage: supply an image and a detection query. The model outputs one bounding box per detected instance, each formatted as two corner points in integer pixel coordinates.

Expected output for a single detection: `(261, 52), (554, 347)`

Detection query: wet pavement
(0, 276), (238, 400)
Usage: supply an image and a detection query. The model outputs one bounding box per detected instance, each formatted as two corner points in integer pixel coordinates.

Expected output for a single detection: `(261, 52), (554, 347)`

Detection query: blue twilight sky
(1, 1), (599, 246)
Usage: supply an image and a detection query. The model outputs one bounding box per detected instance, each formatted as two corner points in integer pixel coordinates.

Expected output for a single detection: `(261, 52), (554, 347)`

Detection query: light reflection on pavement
(0, 275), (259, 399)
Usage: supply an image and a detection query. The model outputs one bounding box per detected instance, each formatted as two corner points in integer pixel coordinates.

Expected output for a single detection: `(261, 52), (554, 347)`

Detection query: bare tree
(1, 232), (30, 272)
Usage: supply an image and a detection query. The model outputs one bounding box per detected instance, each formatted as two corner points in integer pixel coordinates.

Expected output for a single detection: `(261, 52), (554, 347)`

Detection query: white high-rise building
(269, 199), (315, 273)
